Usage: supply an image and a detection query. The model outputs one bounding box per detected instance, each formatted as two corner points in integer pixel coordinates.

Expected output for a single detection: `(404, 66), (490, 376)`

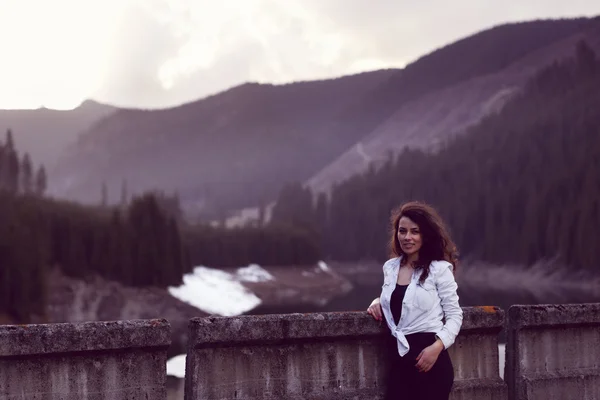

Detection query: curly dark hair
(389, 201), (459, 284)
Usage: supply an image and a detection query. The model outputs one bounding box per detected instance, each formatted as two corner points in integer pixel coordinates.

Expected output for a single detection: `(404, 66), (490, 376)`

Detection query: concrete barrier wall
(184, 307), (506, 400)
(449, 306), (506, 400)
(506, 303), (600, 400)
(0, 319), (171, 400)
(3, 303), (599, 400)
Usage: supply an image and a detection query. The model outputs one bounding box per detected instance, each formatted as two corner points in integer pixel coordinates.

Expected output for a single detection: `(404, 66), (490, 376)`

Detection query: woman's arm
(367, 297), (383, 321)
(434, 263), (463, 349)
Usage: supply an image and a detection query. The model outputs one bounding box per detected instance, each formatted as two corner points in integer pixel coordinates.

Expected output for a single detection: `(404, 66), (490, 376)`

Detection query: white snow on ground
(318, 261), (331, 272)
(499, 343), (505, 379)
(167, 265), (264, 317)
(299, 261), (334, 278)
(167, 264), (275, 378)
(236, 264), (274, 282)
(166, 354), (186, 378)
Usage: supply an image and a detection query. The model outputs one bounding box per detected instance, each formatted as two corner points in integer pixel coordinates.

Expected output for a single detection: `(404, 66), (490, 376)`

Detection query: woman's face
(397, 216), (423, 257)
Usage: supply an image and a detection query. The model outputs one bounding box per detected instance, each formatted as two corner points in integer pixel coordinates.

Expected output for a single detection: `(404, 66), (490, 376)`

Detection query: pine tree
(7, 147), (19, 193)
(576, 39), (597, 76)
(0, 144), (6, 190)
(5, 129), (14, 151)
(34, 166), (47, 196)
(21, 153), (33, 194)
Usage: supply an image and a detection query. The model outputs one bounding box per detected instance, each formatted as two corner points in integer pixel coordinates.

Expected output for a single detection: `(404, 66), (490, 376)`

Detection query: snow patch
(318, 261), (331, 272)
(236, 264), (274, 282)
(167, 266), (262, 316)
(499, 343), (505, 379)
(166, 354), (186, 378)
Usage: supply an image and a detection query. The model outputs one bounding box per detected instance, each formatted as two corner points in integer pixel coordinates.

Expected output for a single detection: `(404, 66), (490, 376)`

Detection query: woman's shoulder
(382, 257), (401, 271)
(430, 259), (454, 274)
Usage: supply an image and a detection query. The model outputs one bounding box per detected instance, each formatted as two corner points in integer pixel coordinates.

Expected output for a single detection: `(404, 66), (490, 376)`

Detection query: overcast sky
(0, 0), (598, 110)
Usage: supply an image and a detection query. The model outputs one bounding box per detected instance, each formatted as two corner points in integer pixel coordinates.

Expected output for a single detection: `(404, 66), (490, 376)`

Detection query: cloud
(92, 1), (184, 107)
(92, 0), (406, 108)
(1, 0), (598, 109)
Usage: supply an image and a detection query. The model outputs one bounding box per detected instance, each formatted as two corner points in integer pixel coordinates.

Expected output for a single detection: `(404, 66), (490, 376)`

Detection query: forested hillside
(0, 192), (188, 323)
(272, 41), (600, 273)
(0, 132), (320, 323)
(0, 130), (47, 195)
(307, 18), (600, 194)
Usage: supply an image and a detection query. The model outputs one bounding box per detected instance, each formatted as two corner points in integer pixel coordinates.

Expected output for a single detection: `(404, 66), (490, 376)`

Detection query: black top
(390, 284), (409, 325)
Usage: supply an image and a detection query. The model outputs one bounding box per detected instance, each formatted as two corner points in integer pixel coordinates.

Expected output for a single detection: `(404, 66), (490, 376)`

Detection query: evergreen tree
(5, 129), (14, 151)
(576, 39), (597, 76)
(7, 147), (19, 193)
(34, 166), (47, 196)
(0, 143), (6, 190)
(21, 153), (33, 194)
(270, 182), (316, 232)
(2, 130), (20, 193)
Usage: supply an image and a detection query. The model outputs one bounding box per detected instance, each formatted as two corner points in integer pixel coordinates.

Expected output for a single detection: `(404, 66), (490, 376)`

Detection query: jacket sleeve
(434, 262), (463, 349)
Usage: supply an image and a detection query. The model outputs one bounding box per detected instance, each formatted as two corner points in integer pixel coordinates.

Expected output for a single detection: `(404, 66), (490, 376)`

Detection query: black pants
(384, 332), (454, 400)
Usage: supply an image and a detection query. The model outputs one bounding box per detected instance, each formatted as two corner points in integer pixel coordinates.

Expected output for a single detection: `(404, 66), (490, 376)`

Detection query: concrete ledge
(508, 303), (600, 328)
(186, 308), (506, 400)
(188, 312), (384, 347)
(0, 319), (171, 400)
(0, 318), (171, 357)
(189, 307), (504, 348)
(461, 306), (504, 331)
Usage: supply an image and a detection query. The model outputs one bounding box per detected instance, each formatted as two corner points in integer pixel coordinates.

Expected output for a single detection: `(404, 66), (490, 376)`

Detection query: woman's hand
(367, 297), (383, 321)
(415, 339), (444, 372)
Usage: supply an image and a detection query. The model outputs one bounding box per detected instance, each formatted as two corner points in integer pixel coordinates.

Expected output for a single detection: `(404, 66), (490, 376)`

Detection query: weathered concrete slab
(506, 303), (600, 400)
(449, 306), (506, 400)
(0, 319), (171, 400)
(185, 307), (506, 400)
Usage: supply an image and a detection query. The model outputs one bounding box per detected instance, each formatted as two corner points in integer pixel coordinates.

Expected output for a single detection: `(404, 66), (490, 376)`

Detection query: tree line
(183, 223), (320, 268)
(0, 130), (46, 195)
(0, 190), (189, 323)
(271, 41), (600, 274)
(1, 190), (321, 324)
(0, 132), (321, 323)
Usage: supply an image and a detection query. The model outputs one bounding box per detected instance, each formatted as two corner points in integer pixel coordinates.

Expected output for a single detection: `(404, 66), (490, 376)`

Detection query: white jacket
(379, 257), (463, 356)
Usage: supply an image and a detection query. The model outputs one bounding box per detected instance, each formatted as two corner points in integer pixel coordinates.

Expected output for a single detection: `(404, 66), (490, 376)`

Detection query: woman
(367, 201), (463, 400)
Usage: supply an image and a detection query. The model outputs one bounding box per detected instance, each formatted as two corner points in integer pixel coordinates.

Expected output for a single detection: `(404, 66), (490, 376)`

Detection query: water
(251, 262), (600, 316)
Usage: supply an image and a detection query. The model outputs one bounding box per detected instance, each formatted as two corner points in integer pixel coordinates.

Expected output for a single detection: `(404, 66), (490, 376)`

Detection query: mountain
(49, 17), (598, 219)
(0, 100), (117, 170)
(49, 71), (397, 212)
(307, 18), (600, 193)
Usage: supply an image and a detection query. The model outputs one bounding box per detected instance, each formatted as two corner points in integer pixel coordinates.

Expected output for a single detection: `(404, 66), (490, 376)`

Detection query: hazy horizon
(1, 0), (599, 111)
